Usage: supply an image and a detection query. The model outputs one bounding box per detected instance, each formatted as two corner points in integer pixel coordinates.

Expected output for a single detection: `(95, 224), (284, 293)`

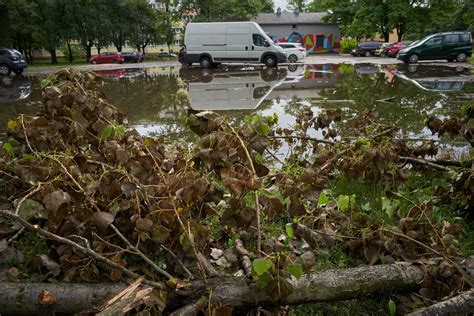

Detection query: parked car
(375, 43), (392, 57)
(351, 41), (383, 57)
(277, 42), (307, 63)
(122, 51), (143, 63)
(397, 31), (472, 63)
(89, 52), (124, 64)
(387, 41), (413, 57)
(0, 48), (27, 75)
(181, 22), (287, 68)
(158, 52), (177, 58)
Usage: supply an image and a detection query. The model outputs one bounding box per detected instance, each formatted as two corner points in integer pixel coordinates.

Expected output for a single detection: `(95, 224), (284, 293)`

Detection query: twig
(20, 114), (34, 153)
(15, 185), (43, 215)
(7, 227), (25, 244)
(271, 135), (336, 145)
(235, 239), (253, 278)
(383, 229), (474, 288)
(226, 122), (262, 256)
(399, 156), (456, 175)
(0, 209), (166, 290)
(161, 245), (195, 280)
(110, 224), (173, 280)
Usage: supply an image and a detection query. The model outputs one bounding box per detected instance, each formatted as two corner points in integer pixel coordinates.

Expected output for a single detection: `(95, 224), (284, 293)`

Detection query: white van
(180, 22), (287, 68)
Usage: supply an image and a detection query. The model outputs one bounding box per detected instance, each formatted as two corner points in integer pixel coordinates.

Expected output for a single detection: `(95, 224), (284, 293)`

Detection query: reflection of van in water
(181, 68), (287, 110)
(181, 22), (287, 68)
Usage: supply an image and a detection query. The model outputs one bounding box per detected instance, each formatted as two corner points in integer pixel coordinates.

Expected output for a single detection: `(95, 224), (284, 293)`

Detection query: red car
(387, 41), (413, 57)
(89, 52), (124, 64)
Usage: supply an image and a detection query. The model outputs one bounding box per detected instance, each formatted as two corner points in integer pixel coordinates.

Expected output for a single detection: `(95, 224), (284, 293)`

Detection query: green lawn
(469, 55), (473, 65)
(28, 59), (89, 68)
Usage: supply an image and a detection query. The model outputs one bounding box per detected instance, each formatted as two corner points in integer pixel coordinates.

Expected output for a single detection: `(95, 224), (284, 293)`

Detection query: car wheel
(92, 60), (97, 64)
(364, 51), (371, 57)
(13, 68), (24, 75)
(264, 55), (277, 67)
(288, 54), (298, 63)
(0, 64), (12, 75)
(408, 54), (419, 64)
(456, 53), (467, 62)
(199, 56), (211, 68)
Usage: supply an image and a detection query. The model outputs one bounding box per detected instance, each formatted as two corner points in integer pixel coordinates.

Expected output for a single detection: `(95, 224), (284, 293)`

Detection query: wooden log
(0, 264), (425, 314)
(406, 290), (474, 316)
(0, 283), (126, 315)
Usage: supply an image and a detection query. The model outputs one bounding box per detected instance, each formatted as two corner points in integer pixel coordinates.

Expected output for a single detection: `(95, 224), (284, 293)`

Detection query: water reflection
(0, 64), (473, 148)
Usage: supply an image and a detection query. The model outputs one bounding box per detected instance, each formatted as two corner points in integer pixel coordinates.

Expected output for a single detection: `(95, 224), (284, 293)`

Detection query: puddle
(1, 63), (473, 154)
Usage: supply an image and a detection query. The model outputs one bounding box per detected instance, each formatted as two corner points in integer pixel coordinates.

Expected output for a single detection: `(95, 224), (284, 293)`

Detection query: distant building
(251, 9), (340, 54)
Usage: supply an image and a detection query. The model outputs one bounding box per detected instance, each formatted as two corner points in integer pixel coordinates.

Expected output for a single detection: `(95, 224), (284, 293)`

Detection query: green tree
(288, 0), (306, 12)
(182, 0), (270, 21)
(128, 0), (158, 54)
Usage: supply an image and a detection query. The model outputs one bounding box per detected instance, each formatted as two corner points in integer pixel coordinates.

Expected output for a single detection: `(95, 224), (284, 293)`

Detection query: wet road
(22, 55), (473, 75)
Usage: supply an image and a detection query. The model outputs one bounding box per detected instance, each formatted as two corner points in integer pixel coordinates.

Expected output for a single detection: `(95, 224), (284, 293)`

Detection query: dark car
(158, 52), (177, 58)
(397, 31), (472, 63)
(351, 41), (383, 57)
(89, 52), (124, 64)
(122, 51), (144, 63)
(0, 48), (28, 75)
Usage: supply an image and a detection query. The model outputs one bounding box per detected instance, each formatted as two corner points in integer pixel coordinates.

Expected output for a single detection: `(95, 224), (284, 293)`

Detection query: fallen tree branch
(0, 263), (425, 314)
(0, 209), (166, 290)
(406, 290), (474, 316)
(399, 156), (457, 174)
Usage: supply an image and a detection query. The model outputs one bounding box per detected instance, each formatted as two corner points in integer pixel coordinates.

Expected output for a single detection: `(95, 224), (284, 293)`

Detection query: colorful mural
(273, 32), (340, 54)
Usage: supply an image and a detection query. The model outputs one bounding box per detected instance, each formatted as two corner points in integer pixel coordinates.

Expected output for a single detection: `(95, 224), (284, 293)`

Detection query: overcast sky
(274, 0), (288, 10)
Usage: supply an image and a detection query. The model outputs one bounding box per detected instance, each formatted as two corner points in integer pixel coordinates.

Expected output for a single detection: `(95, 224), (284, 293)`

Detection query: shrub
(340, 38), (358, 53)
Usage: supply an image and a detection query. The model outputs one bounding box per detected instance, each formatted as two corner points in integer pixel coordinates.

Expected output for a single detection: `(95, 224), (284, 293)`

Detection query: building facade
(251, 11), (340, 54)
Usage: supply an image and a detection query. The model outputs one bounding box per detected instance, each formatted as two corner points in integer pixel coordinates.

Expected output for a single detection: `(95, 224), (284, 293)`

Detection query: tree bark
(0, 283), (126, 315)
(66, 41), (73, 63)
(407, 290), (474, 316)
(0, 264), (425, 314)
(49, 47), (58, 65)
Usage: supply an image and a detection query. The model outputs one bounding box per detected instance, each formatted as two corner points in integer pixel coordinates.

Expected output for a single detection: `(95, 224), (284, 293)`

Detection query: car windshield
(9, 50), (23, 59)
(408, 41), (418, 47)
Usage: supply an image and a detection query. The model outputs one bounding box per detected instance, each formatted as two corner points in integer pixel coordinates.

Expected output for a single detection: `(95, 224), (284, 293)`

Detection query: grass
(469, 55), (473, 65)
(28, 59), (89, 68)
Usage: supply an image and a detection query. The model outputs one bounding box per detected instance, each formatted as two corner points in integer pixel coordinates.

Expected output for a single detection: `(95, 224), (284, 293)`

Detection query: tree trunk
(384, 32), (390, 42)
(407, 290), (474, 316)
(49, 47), (58, 64)
(86, 45), (92, 61)
(0, 264), (424, 314)
(97, 46), (101, 55)
(67, 41), (73, 63)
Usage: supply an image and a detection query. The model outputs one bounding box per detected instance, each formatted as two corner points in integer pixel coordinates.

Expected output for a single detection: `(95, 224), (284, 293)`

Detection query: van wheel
(200, 56), (212, 68)
(456, 53), (467, 62)
(364, 51), (371, 57)
(264, 55), (277, 67)
(408, 54), (419, 63)
(288, 54), (298, 63)
(0, 64), (11, 76)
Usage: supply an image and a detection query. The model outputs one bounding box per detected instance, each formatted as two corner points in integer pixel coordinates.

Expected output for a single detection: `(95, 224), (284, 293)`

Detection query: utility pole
(0, 6), (11, 47)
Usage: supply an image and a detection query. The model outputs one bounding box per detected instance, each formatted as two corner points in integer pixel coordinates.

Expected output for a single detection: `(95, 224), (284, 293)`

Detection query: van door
(421, 36), (443, 60)
(249, 33), (269, 62)
(226, 27), (250, 61)
(443, 34), (460, 59)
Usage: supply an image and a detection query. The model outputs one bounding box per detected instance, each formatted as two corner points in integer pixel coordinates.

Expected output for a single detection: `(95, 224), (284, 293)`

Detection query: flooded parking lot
(1, 63), (473, 154)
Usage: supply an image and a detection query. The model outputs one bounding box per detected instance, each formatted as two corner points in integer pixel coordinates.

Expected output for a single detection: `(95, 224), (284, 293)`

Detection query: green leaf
(381, 197), (400, 219)
(318, 190), (329, 206)
(3, 142), (14, 156)
(361, 202), (371, 211)
(285, 223), (294, 239)
(256, 123), (270, 136)
(388, 299), (396, 316)
(100, 125), (114, 141)
(252, 258), (273, 276)
(287, 263), (303, 279)
(41, 79), (52, 89)
(337, 195), (350, 211)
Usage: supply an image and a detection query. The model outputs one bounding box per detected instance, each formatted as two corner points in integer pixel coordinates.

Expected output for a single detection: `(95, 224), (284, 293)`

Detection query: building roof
(251, 11), (329, 25)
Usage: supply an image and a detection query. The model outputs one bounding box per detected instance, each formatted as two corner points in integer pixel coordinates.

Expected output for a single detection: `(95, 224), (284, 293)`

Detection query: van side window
(461, 34), (470, 42)
(426, 37), (442, 46)
(445, 35), (459, 44)
(253, 34), (266, 46)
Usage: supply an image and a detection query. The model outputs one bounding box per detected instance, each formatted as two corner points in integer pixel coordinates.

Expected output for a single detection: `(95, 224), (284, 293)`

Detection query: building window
(292, 24), (297, 29)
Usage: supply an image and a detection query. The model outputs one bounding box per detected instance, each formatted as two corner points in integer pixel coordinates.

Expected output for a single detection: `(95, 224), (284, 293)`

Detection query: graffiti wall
(273, 32), (340, 53)
(261, 25), (341, 54)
